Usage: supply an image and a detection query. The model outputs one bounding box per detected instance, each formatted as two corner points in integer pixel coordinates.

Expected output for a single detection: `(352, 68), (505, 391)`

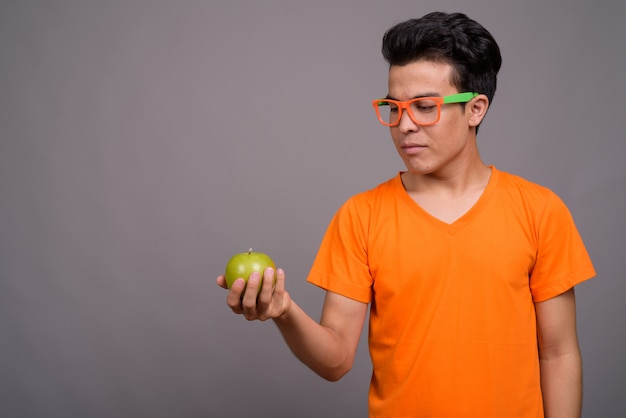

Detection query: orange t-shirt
(307, 167), (595, 418)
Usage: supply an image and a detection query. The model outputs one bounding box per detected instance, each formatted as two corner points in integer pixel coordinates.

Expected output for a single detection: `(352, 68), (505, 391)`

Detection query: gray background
(1, 0), (624, 417)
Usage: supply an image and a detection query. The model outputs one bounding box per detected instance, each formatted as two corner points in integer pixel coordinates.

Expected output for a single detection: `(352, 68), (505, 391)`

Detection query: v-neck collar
(393, 166), (499, 234)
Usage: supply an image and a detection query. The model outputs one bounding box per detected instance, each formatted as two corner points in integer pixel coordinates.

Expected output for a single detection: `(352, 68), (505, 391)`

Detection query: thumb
(216, 275), (229, 289)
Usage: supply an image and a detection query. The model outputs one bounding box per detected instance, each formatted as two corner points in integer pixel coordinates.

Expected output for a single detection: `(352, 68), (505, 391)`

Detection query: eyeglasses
(372, 92), (479, 127)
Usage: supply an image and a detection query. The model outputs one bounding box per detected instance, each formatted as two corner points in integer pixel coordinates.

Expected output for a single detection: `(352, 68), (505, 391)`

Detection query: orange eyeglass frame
(372, 92), (479, 127)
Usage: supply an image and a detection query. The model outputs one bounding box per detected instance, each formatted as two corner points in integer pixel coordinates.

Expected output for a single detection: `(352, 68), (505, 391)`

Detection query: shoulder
(496, 169), (551, 196)
(342, 174), (401, 210)
(494, 168), (562, 206)
(332, 174), (402, 226)
(493, 168), (572, 221)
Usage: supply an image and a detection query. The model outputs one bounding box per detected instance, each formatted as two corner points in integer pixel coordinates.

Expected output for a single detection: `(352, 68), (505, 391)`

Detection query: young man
(217, 12), (595, 417)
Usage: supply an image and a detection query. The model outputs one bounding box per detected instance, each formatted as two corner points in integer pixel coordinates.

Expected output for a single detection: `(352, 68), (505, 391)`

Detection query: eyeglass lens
(376, 99), (440, 126)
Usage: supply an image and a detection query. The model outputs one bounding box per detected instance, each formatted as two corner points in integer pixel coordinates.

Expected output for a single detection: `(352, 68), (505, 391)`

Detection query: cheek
(437, 118), (468, 143)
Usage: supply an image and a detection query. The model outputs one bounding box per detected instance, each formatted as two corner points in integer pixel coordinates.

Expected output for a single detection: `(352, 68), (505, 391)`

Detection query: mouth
(401, 143), (427, 155)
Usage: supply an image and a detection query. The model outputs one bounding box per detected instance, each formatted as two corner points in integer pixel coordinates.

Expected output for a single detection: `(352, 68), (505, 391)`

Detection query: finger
(226, 278), (246, 313)
(216, 275), (228, 289)
(274, 268), (286, 296)
(256, 267), (275, 311)
(273, 268), (291, 317)
(241, 271), (261, 318)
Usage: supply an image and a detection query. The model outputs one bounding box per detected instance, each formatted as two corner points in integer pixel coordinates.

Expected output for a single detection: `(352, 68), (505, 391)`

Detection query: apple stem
(248, 248), (253, 254)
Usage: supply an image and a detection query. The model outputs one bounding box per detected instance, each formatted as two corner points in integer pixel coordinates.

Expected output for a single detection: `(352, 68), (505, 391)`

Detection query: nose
(397, 109), (419, 133)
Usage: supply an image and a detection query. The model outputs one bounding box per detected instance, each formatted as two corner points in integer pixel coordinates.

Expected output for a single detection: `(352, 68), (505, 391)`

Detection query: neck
(401, 158), (491, 198)
(401, 161), (493, 225)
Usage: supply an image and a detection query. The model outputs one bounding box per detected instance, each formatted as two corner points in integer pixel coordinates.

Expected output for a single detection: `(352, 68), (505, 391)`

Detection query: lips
(401, 143), (427, 155)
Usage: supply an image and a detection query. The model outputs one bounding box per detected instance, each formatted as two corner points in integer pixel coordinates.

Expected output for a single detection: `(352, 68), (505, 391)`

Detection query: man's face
(387, 60), (480, 177)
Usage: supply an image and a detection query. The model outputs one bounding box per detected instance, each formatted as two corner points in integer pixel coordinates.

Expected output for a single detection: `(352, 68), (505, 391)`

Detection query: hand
(216, 267), (291, 321)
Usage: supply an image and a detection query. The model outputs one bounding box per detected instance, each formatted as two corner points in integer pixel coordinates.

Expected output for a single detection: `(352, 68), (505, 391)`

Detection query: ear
(468, 94), (489, 127)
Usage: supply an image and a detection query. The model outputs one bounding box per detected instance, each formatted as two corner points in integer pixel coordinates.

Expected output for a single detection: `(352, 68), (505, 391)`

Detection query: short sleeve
(307, 196), (373, 303)
(529, 192), (596, 302)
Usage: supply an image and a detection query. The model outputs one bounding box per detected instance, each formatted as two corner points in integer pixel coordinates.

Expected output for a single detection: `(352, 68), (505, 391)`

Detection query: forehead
(387, 60), (456, 98)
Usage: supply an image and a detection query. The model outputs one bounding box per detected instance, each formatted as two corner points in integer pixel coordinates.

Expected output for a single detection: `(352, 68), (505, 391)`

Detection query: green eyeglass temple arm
(442, 92), (479, 103)
(375, 92), (479, 106)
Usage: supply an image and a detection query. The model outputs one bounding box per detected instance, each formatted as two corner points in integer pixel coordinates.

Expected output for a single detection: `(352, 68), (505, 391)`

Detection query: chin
(404, 163), (435, 175)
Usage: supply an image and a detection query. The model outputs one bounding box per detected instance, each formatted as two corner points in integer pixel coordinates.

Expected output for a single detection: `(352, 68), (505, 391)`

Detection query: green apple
(224, 248), (276, 292)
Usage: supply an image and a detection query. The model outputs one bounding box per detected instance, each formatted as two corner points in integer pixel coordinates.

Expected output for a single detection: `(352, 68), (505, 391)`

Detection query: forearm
(273, 301), (354, 381)
(220, 269), (362, 381)
(539, 350), (582, 418)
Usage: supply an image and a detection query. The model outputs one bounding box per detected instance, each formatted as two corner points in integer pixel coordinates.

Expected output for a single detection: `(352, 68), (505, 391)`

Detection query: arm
(535, 288), (582, 418)
(217, 268), (368, 381)
(274, 290), (367, 381)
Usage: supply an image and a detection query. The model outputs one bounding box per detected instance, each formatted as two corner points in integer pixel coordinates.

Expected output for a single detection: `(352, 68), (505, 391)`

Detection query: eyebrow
(385, 92), (442, 101)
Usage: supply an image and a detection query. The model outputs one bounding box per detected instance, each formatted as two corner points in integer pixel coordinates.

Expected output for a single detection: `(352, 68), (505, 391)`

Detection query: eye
(416, 105), (436, 112)
(412, 99), (437, 113)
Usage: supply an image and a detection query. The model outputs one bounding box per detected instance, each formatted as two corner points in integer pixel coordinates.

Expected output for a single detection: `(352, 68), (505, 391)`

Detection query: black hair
(382, 12), (502, 105)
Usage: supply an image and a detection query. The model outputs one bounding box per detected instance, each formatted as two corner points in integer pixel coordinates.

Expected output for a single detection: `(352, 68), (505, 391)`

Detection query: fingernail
(248, 272), (260, 285)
